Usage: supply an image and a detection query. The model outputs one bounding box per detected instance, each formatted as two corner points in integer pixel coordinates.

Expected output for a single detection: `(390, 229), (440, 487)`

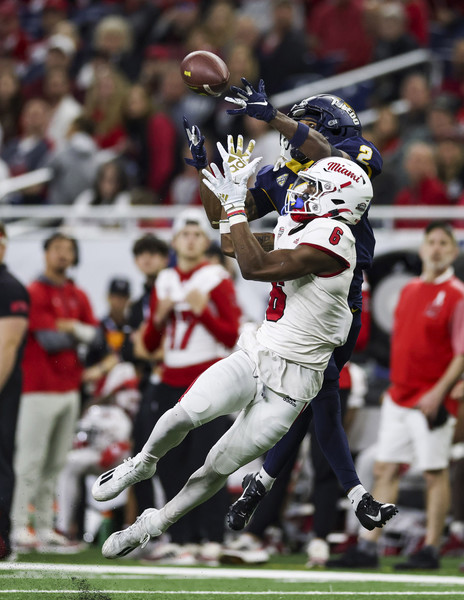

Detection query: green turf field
(1, 549), (463, 600)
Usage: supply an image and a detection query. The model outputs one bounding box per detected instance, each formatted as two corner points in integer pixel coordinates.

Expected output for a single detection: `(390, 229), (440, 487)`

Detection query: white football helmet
(284, 157), (373, 225)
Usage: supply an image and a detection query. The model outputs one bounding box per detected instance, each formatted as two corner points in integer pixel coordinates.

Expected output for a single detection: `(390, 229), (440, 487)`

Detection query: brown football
(180, 50), (230, 97)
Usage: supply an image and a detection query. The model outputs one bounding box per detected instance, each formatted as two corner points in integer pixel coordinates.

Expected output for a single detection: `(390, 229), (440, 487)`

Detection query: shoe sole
(102, 535), (139, 559)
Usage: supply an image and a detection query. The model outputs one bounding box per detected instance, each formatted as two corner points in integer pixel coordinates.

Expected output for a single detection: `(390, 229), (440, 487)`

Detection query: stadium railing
(270, 48), (436, 126)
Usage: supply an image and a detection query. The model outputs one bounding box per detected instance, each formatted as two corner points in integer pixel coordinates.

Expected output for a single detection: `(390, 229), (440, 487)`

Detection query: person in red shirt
(330, 221), (464, 570)
(121, 84), (178, 201)
(131, 208), (241, 564)
(11, 232), (98, 553)
(307, 0), (373, 75)
(394, 141), (450, 229)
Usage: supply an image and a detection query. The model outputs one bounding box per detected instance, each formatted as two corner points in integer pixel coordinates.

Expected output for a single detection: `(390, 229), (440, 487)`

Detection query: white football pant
(141, 350), (309, 533)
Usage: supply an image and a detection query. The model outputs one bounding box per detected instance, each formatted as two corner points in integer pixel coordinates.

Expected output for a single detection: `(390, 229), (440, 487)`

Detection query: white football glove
(217, 135), (256, 184)
(202, 156), (262, 215)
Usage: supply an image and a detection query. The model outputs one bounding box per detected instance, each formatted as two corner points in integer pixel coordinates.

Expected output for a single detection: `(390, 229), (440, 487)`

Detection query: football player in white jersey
(92, 145), (386, 560)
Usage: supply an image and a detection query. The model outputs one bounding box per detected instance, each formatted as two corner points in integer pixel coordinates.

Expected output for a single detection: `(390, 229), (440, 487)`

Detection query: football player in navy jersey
(183, 80), (390, 548)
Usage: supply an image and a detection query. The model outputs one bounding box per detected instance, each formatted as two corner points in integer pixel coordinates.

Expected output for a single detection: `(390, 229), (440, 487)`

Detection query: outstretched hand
(226, 78), (277, 123)
(217, 134), (256, 183)
(202, 153), (262, 216)
(183, 116), (208, 170)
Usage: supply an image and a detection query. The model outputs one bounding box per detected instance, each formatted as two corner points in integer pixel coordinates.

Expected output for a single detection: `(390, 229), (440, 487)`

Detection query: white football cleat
(102, 509), (162, 559)
(92, 453), (156, 501)
(306, 537), (329, 567)
(11, 527), (39, 552)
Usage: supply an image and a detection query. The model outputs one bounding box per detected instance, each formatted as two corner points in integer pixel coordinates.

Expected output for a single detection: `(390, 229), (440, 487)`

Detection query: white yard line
(2, 591), (464, 596)
(2, 562), (464, 586)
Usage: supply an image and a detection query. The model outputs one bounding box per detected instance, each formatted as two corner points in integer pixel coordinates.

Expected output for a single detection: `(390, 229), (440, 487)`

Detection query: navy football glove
(226, 78), (277, 122)
(183, 116), (208, 170)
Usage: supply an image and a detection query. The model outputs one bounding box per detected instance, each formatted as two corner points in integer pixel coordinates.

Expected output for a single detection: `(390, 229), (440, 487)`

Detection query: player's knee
(194, 454), (228, 486)
(214, 419), (288, 476)
(373, 460), (399, 483)
(208, 445), (238, 476)
(257, 412), (289, 448)
(161, 403), (196, 433)
(179, 393), (216, 427)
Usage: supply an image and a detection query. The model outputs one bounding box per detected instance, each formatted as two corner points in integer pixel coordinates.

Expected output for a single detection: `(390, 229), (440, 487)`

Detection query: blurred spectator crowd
(0, 0), (464, 224)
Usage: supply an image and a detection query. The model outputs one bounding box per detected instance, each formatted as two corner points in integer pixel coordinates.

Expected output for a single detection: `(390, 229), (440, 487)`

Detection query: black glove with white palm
(273, 134), (292, 172)
(226, 78), (277, 123)
(202, 137), (262, 226)
(183, 115), (208, 170)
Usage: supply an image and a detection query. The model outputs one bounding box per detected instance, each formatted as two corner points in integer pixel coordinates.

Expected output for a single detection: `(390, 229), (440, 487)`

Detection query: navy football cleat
(227, 473), (267, 531)
(355, 493), (398, 531)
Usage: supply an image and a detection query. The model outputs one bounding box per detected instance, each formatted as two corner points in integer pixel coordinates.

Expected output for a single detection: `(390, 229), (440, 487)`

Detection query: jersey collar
(175, 260), (210, 281)
(420, 267), (454, 285)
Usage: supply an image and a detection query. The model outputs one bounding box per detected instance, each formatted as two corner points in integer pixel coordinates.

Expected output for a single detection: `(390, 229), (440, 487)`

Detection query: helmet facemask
(285, 172), (342, 221)
(283, 157), (373, 225)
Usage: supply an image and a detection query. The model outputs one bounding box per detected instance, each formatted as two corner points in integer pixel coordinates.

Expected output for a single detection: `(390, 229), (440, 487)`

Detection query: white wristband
(228, 212), (248, 226)
(219, 219), (231, 234)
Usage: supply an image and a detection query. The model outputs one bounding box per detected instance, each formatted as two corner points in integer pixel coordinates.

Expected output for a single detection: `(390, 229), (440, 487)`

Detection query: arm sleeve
(142, 288), (164, 352)
(197, 278), (241, 348)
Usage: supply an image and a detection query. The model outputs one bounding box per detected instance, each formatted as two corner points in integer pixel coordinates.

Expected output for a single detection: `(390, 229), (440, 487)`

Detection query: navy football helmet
(287, 94), (362, 160)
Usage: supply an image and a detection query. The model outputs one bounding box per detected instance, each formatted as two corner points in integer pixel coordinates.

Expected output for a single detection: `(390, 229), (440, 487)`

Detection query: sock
(358, 538), (378, 555)
(256, 468), (275, 492)
(347, 484), (368, 511)
(147, 509), (168, 536)
(140, 450), (158, 465)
